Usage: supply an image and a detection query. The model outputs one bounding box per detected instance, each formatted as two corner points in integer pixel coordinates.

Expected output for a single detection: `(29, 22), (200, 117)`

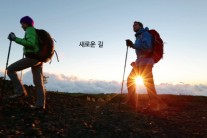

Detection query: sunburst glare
(135, 76), (143, 85)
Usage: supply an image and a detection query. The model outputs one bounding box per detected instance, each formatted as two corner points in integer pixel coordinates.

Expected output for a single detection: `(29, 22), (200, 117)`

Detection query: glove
(8, 32), (16, 41)
(126, 39), (134, 48)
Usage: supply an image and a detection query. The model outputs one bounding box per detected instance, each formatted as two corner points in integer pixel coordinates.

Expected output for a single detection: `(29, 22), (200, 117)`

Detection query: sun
(135, 76), (143, 85)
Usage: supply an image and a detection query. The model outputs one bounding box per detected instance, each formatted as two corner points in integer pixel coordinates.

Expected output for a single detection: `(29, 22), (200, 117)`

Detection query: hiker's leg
(143, 65), (168, 110)
(7, 58), (39, 95)
(31, 63), (45, 108)
(141, 65), (157, 99)
(127, 67), (138, 106)
(140, 65), (162, 110)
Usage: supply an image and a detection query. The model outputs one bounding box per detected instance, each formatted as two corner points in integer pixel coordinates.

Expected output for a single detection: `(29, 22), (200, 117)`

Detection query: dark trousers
(127, 65), (157, 105)
(7, 58), (45, 108)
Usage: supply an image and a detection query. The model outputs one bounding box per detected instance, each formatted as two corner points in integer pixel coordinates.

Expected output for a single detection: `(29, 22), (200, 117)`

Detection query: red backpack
(148, 29), (164, 63)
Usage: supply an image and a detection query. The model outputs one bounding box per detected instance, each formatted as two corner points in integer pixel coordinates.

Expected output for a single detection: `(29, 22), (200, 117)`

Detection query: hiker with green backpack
(7, 16), (51, 110)
(125, 21), (166, 111)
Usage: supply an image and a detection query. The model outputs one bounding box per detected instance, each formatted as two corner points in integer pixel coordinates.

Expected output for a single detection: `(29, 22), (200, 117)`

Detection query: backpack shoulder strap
(49, 50), (59, 64)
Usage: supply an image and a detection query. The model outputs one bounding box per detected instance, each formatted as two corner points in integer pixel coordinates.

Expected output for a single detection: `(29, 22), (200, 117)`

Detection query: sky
(0, 0), (207, 95)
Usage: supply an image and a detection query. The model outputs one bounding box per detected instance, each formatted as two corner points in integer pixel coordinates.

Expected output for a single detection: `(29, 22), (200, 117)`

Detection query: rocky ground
(0, 79), (207, 137)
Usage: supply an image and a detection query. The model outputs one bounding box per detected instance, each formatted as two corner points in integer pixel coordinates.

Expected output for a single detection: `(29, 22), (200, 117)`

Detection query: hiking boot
(157, 103), (168, 111)
(122, 99), (137, 108)
(9, 93), (28, 99)
(121, 99), (130, 105)
(147, 101), (168, 111)
(30, 105), (45, 110)
(140, 105), (151, 113)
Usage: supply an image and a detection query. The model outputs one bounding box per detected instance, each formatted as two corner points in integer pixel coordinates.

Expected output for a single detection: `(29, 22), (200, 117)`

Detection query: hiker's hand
(131, 62), (136, 67)
(8, 32), (16, 41)
(126, 39), (134, 48)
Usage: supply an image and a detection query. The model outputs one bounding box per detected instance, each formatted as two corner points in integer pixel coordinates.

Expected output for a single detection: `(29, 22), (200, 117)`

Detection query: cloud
(22, 71), (122, 94)
(156, 83), (207, 96)
(1, 70), (207, 96)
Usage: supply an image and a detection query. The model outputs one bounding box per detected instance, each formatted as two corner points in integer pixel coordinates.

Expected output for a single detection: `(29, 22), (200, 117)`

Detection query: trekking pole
(118, 46), (129, 109)
(0, 40), (12, 105)
(20, 53), (24, 81)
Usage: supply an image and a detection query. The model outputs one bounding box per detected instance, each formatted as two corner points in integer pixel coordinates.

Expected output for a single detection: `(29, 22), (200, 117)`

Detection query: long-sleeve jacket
(15, 27), (40, 55)
(133, 27), (154, 66)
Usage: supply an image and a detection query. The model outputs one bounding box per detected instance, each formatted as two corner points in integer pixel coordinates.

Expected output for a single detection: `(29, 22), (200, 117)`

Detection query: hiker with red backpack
(7, 16), (46, 110)
(125, 21), (165, 111)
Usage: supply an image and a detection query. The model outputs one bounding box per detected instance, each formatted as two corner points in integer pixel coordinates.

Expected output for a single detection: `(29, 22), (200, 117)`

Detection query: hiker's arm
(134, 32), (152, 50)
(15, 29), (36, 49)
